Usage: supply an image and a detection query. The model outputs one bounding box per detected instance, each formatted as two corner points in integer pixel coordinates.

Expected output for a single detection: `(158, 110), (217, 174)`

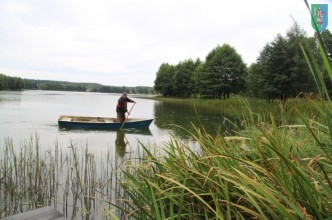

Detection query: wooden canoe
(58, 115), (153, 129)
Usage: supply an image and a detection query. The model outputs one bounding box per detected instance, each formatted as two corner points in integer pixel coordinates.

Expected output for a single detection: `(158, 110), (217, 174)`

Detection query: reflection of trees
(115, 130), (127, 157)
(153, 101), (238, 138)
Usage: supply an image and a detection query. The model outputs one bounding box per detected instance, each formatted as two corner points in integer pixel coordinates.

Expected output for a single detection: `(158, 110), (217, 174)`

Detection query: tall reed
(0, 135), (57, 217)
(116, 115), (331, 219)
(0, 136), (136, 219)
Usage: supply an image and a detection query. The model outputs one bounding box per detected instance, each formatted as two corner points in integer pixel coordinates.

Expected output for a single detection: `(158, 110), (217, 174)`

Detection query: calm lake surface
(0, 90), (236, 152)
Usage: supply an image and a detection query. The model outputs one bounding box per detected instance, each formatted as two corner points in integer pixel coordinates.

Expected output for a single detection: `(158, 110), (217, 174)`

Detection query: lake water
(0, 90), (236, 219)
(0, 90), (236, 152)
(0, 91), (169, 153)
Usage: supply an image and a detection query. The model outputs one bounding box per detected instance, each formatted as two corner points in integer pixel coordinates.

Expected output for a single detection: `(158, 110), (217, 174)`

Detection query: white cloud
(0, 0), (330, 86)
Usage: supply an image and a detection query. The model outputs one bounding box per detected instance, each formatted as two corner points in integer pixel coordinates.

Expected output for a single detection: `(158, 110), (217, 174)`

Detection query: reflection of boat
(123, 127), (152, 135)
(58, 115), (153, 129)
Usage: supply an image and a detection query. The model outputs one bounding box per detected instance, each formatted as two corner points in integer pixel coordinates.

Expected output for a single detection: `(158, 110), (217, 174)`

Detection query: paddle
(120, 102), (136, 129)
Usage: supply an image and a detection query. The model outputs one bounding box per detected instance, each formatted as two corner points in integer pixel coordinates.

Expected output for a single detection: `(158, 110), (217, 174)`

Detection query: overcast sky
(0, 0), (331, 87)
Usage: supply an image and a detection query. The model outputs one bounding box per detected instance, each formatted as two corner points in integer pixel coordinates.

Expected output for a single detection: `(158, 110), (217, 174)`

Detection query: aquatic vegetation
(0, 136), (134, 219)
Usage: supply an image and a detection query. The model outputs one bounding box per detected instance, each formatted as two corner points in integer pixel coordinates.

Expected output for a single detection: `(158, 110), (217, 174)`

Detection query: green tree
(249, 25), (322, 100)
(191, 59), (204, 97)
(173, 59), (199, 97)
(154, 63), (175, 96)
(246, 63), (265, 98)
(0, 74), (7, 90)
(252, 43), (275, 100)
(0, 74), (24, 90)
(318, 29), (332, 94)
(286, 23), (316, 96)
(320, 29), (332, 59)
(260, 35), (292, 101)
(203, 44), (247, 98)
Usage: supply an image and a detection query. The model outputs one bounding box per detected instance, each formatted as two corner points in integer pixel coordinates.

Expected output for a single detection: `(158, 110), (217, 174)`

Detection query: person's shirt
(116, 96), (134, 112)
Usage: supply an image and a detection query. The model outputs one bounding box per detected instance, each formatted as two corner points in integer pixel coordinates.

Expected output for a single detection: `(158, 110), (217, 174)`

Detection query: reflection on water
(121, 127), (152, 136)
(153, 101), (239, 138)
(115, 130), (127, 157)
(0, 91), (22, 103)
(59, 126), (152, 135)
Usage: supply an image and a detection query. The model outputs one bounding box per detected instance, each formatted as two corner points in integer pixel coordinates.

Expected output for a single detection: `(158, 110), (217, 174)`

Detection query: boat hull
(58, 115), (153, 129)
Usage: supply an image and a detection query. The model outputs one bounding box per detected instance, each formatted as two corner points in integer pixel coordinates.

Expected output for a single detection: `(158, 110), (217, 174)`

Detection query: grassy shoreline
(140, 94), (322, 121)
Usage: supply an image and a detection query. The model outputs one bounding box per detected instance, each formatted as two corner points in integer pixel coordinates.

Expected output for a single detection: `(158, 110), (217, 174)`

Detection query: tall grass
(0, 135), (57, 217)
(114, 11), (332, 220)
(117, 116), (332, 219)
(0, 136), (138, 219)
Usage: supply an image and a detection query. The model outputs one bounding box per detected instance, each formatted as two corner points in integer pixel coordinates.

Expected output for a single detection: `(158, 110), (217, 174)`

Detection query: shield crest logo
(311, 4), (328, 32)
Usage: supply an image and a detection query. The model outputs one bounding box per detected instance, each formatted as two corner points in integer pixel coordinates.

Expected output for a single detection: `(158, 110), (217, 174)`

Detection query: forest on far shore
(0, 74), (154, 94)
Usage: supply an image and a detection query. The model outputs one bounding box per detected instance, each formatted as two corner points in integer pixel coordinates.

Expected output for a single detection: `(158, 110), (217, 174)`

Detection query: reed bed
(116, 110), (332, 219)
(0, 135), (139, 219)
(0, 135), (57, 217)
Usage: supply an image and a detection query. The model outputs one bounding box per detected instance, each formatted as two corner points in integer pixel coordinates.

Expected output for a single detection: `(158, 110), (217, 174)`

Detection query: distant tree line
(0, 76), (154, 94)
(24, 79), (88, 91)
(96, 85), (153, 94)
(154, 23), (332, 100)
(0, 74), (24, 90)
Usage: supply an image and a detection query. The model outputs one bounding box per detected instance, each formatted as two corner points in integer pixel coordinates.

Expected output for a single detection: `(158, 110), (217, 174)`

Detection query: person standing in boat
(116, 92), (136, 122)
